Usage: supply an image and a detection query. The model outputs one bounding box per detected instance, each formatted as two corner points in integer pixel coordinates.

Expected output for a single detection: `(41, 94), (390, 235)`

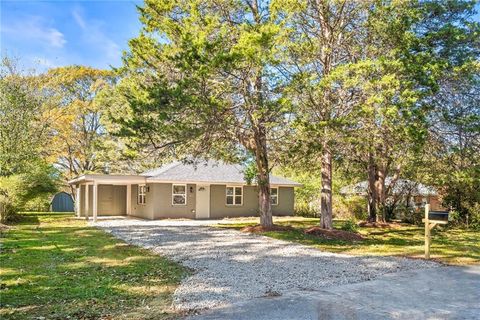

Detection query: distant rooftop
(340, 178), (437, 196)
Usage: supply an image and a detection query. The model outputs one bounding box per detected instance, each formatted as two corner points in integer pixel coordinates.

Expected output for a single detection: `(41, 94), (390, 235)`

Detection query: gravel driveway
(94, 219), (438, 312)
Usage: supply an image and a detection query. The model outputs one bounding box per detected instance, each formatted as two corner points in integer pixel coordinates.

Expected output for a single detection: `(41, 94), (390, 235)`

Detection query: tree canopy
(1, 0), (478, 227)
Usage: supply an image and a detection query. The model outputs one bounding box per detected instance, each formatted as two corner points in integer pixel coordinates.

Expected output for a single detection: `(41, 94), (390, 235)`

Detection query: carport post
(85, 184), (89, 221)
(126, 184), (131, 215)
(93, 182), (98, 222)
(75, 186), (81, 217)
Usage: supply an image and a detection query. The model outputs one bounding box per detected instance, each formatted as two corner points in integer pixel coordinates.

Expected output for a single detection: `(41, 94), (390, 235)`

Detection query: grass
(216, 217), (480, 265)
(0, 212), (188, 320)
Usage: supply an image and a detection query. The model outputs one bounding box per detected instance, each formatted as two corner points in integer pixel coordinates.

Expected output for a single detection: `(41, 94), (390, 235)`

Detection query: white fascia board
(68, 174), (146, 185)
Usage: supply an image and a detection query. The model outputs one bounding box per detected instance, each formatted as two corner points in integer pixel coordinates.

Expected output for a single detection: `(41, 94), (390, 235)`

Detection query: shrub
(333, 195), (367, 220)
(0, 163), (58, 223)
(294, 202), (319, 218)
(340, 218), (359, 232)
(466, 203), (480, 230)
(402, 208), (423, 225)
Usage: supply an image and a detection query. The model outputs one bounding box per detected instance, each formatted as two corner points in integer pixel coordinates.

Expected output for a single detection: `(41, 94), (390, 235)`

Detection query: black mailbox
(428, 211), (450, 222)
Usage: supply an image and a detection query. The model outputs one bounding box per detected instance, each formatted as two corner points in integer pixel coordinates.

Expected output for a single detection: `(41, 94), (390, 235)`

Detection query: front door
(195, 184), (210, 219)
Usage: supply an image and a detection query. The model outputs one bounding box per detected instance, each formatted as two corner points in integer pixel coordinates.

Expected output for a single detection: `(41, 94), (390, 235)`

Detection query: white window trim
(271, 187), (279, 206)
(226, 186), (243, 206)
(172, 184), (187, 206)
(138, 184), (146, 205)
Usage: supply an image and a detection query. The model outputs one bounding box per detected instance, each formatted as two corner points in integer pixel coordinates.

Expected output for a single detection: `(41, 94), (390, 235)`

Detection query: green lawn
(216, 218), (480, 265)
(0, 212), (188, 320)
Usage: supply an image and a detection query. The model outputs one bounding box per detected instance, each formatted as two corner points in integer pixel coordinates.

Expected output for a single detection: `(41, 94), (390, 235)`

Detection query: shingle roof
(142, 160), (301, 186)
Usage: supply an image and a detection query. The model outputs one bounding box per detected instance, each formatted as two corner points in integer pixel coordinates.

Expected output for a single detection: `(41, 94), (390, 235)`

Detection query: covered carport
(69, 174), (146, 222)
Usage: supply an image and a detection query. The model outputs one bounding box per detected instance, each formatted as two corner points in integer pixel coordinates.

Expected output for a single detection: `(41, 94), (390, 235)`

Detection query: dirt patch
(240, 224), (296, 233)
(358, 221), (402, 228)
(304, 227), (365, 241)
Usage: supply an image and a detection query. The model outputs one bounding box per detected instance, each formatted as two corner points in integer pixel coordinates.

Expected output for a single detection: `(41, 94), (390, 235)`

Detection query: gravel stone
(93, 219), (439, 312)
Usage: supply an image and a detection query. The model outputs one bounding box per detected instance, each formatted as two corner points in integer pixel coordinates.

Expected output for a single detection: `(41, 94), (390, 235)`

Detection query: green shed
(51, 192), (74, 212)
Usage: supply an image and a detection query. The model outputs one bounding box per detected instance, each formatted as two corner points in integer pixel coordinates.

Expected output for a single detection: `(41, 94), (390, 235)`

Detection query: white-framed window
(172, 184), (187, 205)
(138, 185), (147, 205)
(271, 187), (278, 206)
(226, 186), (243, 206)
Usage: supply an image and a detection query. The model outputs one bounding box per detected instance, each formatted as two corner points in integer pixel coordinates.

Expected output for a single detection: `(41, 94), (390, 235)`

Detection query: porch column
(93, 182), (98, 222)
(85, 184), (90, 221)
(126, 184), (131, 215)
(75, 185), (81, 217)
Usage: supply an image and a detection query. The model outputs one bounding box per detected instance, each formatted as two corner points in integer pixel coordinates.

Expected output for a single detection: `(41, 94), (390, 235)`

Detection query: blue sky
(1, 0), (142, 71)
(1, 1), (479, 72)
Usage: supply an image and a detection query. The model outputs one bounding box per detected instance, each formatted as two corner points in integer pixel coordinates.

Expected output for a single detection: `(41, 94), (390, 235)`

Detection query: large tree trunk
(374, 166), (387, 223)
(320, 146), (333, 229)
(257, 176), (272, 227)
(254, 126), (273, 228)
(367, 154), (377, 222)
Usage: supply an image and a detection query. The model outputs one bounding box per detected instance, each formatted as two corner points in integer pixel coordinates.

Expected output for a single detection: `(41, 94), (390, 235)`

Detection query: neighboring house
(50, 192), (75, 212)
(340, 178), (445, 212)
(68, 161), (301, 220)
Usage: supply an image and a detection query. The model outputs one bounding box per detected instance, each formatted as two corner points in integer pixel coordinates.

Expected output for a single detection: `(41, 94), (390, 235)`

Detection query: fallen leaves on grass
(240, 224), (296, 233)
(304, 227), (365, 241)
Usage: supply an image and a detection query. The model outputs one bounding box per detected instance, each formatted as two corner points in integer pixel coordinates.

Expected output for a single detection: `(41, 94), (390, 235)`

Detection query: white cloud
(72, 7), (86, 30)
(2, 17), (66, 48)
(71, 6), (121, 63)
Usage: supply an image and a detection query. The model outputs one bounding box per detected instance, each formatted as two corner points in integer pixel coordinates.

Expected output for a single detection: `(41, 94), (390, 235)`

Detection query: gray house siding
(209, 185), (294, 218)
(272, 187), (294, 216)
(130, 183), (196, 219)
(78, 182), (295, 219)
(210, 185), (258, 218)
(130, 183), (154, 219)
(152, 183), (196, 219)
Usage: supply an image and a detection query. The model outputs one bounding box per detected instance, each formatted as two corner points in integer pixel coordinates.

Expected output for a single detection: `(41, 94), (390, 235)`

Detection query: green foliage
(112, 0), (297, 225)
(0, 162), (58, 222)
(243, 159), (258, 185)
(401, 207), (423, 225)
(0, 57), (49, 176)
(113, 0), (290, 161)
(294, 203), (318, 218)
(275, 167), (321, 217)
(340, 218), (359, 233)
(467, 203), (480, 230)
(448, 204), (480, 230)
(334, 196), (368, 221)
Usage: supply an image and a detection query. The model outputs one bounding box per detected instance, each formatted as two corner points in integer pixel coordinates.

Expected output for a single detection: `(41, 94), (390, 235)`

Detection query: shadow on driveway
(190, 264), (480, 320)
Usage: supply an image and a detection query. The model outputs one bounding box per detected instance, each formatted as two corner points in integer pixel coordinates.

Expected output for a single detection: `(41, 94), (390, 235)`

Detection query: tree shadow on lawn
(0, 220), (188, 320)
(230, 224), (479, 263)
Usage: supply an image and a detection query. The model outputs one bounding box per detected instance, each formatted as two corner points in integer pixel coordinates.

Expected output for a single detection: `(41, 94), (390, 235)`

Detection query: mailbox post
(424, 204), (432, 259)
(423, 204), (449, 259)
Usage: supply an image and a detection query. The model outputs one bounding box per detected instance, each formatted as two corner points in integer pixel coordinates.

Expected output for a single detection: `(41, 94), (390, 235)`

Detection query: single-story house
(69, 161), (301, 221)
(340, 178), (445, 211)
